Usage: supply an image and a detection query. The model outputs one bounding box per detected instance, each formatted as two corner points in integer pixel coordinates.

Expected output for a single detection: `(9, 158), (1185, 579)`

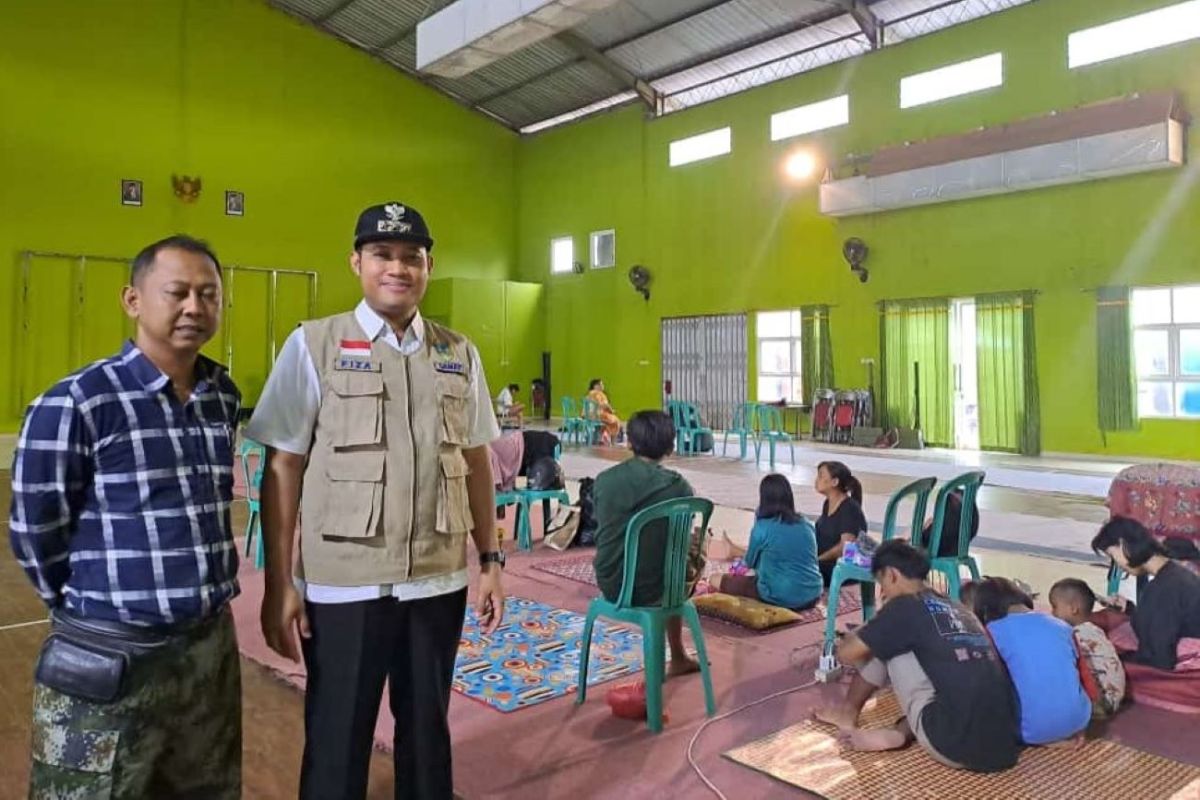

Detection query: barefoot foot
(842, 726), (911, 752)
(813, 705), (859, 731)
(667, 656), (702, 678)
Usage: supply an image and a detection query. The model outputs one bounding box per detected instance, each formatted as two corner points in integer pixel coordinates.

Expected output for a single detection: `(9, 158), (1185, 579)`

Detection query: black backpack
(574, 477), (598, 547)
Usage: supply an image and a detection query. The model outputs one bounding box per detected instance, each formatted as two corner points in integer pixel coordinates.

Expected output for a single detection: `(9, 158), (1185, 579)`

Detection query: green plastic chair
(239, 438), (267, 569)
(581, 397), (606, 445)
(575, 496), (717, 732)
(823, 476), (937, 651)
(667, 400), (713, 456)
(560, 396), (585, 445)
(925, 471), (986, 600)
(495, 487), (570, 550)
(753, 404), (794, 471)
(722, 402), (758, 460)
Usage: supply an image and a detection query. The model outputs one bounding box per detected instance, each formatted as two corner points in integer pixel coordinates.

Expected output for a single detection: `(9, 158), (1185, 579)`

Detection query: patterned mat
(530, 554), (864, 628)
(724, 692), (1200, 800)
(453, 596), (644, 713)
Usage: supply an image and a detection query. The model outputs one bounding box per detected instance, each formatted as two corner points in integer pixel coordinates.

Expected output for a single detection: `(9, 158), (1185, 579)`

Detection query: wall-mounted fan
(628, 264), (651, 301)
(842, 237), (869, 283)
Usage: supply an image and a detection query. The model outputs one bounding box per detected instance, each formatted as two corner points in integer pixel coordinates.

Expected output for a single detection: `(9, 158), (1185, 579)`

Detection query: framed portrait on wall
(121, 179), (142, 207)
(225, 190), (244, 217)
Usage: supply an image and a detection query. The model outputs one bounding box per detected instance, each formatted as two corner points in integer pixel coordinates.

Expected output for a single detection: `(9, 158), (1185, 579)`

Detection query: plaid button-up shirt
(9, 342), (241, 626)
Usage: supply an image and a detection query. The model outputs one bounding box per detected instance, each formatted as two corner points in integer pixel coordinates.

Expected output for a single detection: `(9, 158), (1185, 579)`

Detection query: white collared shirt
(244, 300), (500, 604)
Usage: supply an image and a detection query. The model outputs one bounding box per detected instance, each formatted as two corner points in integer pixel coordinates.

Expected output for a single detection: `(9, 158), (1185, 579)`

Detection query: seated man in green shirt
(592, 410), (700, 676)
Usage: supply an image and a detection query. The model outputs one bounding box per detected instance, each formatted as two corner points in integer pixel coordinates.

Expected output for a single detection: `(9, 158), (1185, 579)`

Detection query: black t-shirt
(816, 498), (869, 585)
(858, 591), (1019, 773)
(815, 497), (868, 556)
(1131, 560), (1200, 670)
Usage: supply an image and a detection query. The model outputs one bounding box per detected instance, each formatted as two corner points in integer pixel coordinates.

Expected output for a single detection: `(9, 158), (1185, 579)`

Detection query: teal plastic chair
(560, 396), (585, 445)
(581, 397), (606, 445)
(753, 404), (794, 471)
(721, 402), (758, 460)
(823, 477), (937, 651)
(575, 496), (717, 732)
(667, 400), (713, 456)
(495, 487), (571, 551)
(925, 471), (986, 600)
(239, 438), (267, 569)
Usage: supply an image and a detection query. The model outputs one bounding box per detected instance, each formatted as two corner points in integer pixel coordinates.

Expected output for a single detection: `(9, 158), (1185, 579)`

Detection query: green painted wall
(0, 0), (517, 424)
(426, 278), (545, 399)
(516, 0), (1200, 458)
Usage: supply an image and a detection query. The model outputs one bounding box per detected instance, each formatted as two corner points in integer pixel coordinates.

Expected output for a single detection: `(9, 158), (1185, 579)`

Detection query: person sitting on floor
(972, 577), (1092, 746)
(592, 410), (700, 677)
(496, 382), (524, 427)
(816, 540), (1020, 773)
(1091, 517), (1200, 671)
(586, 378), (623, 445)
(918, 488), (979, 557)
(711, 474), (823, 611)
(1050, 578), (1127, 717)
(814, 461), (868, 587)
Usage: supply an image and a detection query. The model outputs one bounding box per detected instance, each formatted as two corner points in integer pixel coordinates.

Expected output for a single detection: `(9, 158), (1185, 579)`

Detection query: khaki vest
(298, 312), (475, 585)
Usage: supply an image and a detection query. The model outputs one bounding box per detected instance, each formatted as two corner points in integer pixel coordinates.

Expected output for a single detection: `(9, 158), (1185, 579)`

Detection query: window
(756, 310), (803, 403)
(550, 236), (574, 274)
(900, 52), (1003, 109)
(590, 230), (615, 269)
(1132, 285), (1200, 418)
(669, 127), (731, 167)
(1069, 1), (1200, 69)
(770, 94), (849, 142)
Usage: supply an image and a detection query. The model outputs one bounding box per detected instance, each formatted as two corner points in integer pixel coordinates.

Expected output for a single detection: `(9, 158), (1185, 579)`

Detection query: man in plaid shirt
(9, 235), (242, 798)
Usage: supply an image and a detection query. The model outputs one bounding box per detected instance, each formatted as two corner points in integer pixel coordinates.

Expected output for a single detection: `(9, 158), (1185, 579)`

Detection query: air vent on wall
(820, 92), (1187, 217)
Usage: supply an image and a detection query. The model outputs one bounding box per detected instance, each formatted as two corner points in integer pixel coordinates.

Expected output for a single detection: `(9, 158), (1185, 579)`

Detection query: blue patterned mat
(454, 596), (645, 712)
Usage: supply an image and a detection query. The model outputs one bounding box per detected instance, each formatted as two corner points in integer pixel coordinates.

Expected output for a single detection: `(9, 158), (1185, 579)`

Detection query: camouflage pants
(28, 609), (241, 800)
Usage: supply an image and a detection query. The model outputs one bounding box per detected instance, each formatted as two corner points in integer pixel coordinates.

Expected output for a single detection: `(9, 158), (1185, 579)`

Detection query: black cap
(353, 202), (434, 251)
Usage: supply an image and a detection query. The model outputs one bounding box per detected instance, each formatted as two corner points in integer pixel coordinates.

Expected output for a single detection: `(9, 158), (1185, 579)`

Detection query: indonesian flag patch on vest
(336, 339), (379, 371)
(340, 339), (372, 358)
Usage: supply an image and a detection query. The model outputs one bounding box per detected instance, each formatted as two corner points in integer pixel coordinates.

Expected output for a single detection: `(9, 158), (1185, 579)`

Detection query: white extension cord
(687, 644), (827, 799)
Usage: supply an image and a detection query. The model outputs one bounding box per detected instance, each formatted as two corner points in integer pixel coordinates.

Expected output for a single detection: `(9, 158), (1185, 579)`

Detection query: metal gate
(661, 313), (747, 431)
(14, 250), (318, 413)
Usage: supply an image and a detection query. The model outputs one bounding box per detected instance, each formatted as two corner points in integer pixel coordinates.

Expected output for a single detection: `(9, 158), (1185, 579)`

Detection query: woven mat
(530, 554), (863, 629)
(724, 693), (1200, 800)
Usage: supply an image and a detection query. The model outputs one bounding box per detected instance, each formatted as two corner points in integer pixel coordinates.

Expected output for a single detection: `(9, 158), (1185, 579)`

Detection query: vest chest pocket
(437, 377), (471, 447)
(327, 370), (384, 448)
(436, 450), (472, 535)
(321, 451), (385, 539)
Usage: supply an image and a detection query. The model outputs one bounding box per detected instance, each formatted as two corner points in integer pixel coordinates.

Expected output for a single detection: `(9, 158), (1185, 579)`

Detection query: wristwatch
(479, 550), (506, 569)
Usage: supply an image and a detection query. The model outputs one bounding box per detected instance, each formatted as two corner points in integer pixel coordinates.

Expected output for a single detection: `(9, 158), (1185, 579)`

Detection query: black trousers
(300, 589), (468, 800)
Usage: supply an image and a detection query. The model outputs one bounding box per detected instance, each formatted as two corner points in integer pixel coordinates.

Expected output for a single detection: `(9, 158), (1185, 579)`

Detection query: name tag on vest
(335, 357), (381, 372)
(433, 360), (466, 375)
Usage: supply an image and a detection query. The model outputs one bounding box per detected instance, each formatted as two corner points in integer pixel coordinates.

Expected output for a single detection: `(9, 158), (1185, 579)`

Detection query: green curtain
(879, 299), (953, 447)
(800, 306), (834, 399)
(976, 293), (1041, 455)
(1096, 286), (1138, 433)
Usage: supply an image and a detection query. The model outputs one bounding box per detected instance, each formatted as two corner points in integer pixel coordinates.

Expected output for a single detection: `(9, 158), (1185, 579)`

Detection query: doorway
(951, 298), (979, 450)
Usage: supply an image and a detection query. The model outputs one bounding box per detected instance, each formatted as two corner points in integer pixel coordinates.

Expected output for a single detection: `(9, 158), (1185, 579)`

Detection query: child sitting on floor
(972, 577), (1092, 747)
(1050, 578), (1127, 717)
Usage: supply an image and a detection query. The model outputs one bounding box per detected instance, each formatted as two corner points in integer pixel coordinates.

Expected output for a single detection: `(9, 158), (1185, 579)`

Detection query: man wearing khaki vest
(245, 202), (503, 800)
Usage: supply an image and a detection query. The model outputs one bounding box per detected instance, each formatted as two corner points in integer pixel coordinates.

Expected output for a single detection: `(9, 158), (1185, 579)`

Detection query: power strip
(814, 653), (843, 683)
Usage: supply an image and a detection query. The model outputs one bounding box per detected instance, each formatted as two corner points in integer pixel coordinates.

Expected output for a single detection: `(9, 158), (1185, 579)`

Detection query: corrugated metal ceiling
(267, 0), (1034, 132)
